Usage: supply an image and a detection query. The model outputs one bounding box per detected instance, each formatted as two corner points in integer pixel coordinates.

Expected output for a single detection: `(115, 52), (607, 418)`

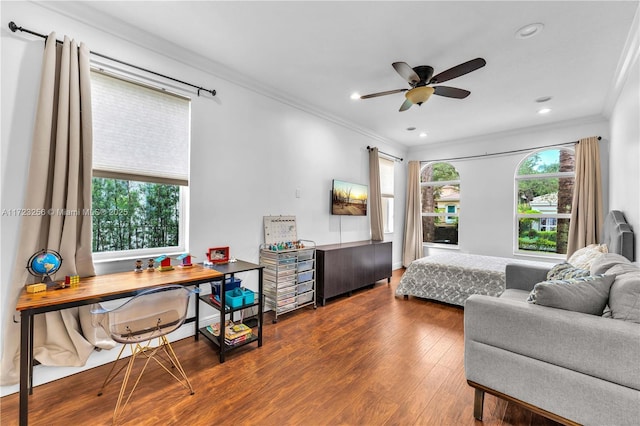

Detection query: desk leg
(195, 284), (200, 341)
(258, 268), (263, 347)
(20, 311), (32, 426)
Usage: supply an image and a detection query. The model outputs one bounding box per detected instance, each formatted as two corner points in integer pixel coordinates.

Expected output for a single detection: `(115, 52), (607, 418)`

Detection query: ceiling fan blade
(392, 62), (420, 85)
(399, 99), (413, 112)
(429, 58), (486, 84)
(433, 86), (471, 99)
(360, 88), (407, 99)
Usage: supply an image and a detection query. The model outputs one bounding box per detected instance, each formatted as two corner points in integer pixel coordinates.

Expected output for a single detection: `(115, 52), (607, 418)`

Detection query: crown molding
(602, 4), (639, 118)
(30, 1), (402, 149)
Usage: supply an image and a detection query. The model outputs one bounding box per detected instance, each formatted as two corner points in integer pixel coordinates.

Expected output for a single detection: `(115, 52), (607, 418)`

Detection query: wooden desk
(15, 264), (223, 426)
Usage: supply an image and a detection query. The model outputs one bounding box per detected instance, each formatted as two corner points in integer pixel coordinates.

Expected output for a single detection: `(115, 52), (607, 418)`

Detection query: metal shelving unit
(260, 216), (316, 322)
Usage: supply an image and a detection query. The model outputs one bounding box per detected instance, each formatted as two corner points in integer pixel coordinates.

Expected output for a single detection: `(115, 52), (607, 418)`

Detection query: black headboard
(602, 210), (635, 261)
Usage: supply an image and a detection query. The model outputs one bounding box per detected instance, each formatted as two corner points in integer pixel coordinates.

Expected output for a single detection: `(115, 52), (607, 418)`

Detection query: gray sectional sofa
(464, 211), (639, 425)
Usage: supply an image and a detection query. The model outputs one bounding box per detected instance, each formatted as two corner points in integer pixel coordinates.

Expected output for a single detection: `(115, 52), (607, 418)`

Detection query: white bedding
(396, 253), (551, 306)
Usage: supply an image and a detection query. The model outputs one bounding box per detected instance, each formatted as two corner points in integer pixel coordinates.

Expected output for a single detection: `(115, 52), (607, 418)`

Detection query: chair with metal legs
(91, 285), (197, 424)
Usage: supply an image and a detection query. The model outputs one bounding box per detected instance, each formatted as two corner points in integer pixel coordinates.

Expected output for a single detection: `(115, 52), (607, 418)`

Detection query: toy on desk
(267, 240), (305, 251)
(154, 255), (174, 272)
(176, 253), (194, 268)
(63, 275), (80, 288)
(147, 258), (155, 271)
(26, 283), (47, 293)
(134, 259), (144, 273)
(206, 247), (229, 264)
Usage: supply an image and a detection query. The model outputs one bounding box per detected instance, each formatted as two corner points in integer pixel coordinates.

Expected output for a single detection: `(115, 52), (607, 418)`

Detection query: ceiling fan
(360, 58), (486, 111)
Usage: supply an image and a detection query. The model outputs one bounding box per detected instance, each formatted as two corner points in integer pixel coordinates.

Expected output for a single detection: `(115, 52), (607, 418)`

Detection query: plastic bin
(225, 288), (244, 308)
(298, 270), (313, 283)
(243, 289), (255, 305)
(298, 281), (313, 293)
(297, 260), (314, 272)
(297, 250), (314, 261)
(211, 277), (242, 296)
(297, 292), (313, 305)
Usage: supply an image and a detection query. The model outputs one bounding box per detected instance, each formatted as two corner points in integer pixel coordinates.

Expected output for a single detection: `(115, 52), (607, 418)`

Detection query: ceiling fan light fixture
(405, 86), (435, 105)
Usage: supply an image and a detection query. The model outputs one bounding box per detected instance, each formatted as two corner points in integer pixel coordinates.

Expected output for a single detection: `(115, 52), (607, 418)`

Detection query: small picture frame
(207, 247), (230, 264)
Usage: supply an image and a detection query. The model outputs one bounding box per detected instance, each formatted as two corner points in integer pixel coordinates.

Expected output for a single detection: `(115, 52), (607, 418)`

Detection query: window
(420, 162), (460, 245)
(90, 70), (190, 257)
(379, 157), (395, 233)
(515, 148), (575, 255)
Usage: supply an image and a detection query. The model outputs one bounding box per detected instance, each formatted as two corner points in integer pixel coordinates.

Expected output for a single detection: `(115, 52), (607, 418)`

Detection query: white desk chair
(91, 285), (197, 423)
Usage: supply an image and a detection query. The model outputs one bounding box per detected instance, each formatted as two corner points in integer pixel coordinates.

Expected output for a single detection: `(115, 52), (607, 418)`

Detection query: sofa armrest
(505, 263), (550, 291)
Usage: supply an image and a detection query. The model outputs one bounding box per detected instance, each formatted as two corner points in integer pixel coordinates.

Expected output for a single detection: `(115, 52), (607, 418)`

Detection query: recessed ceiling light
(406, 127), (416, 131)
(419, 132), (428, 138)
(535, 96), (552, 103)
(516, 23), (544, 39)
(350, 92), (361, 100)
(538, 107), (552, 115)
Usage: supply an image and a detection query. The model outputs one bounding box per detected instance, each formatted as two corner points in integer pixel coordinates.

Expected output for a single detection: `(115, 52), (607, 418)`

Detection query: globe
(27, 249), (62, 283)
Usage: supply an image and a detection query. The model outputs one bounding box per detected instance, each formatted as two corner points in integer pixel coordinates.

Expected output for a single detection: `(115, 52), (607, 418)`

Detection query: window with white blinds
(91, 70), (191, 185)
(379, 157), (395, 233)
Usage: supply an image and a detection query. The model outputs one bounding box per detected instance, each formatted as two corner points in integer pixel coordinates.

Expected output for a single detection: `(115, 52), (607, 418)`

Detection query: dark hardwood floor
(1, 269), (561, 425)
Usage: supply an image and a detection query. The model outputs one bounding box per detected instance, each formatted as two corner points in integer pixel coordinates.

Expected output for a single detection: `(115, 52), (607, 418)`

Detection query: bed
(396, 210), (635, 306)
(395, 253), (550, 306)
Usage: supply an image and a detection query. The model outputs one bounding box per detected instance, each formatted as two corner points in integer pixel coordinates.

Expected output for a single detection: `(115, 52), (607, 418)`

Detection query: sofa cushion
(590, 252), (631, 275)
(567, 244), (608, 270)
(607, 264), (640, 323)
(527, 274), (615, 315)
(546, 262), (590, 280)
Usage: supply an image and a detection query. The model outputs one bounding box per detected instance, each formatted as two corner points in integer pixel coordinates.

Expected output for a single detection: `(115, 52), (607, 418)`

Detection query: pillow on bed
(527, 274), (615, 315)
(590, 253), (631, 276)
(567, 244), (608, 270)
(606, 264), (640, 324)
(546, 262), (590, 280)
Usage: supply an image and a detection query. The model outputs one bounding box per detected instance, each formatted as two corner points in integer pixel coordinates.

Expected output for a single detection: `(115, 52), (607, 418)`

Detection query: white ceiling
(45, 1), (638, 148)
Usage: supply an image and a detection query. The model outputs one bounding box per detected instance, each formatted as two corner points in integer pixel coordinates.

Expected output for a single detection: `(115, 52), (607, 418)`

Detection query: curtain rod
(8, 21), (216, 97)
(367, 146), (403, 162)
(420, 137), (601, 164)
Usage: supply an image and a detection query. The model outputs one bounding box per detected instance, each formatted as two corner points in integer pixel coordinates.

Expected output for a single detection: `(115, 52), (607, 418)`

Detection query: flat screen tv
(331, 179), (368, 216)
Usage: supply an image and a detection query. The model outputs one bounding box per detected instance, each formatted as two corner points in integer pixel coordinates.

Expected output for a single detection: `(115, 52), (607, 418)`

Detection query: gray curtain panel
(567, 136), (604, 257)
(403, 161), (423, 267)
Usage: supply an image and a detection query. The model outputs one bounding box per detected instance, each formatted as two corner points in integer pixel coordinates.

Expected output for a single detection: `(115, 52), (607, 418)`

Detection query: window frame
(420, 162), (460, 247)
(513, 147), (575, 258)
(90, 67), (191, 262)
(379, 157), (395, 234)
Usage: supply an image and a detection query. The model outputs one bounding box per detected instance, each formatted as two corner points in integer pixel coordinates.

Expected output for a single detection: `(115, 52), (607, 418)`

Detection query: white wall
(0, 1), (406, 393)
(408, 117), (610, 261)
(608, 36), (639, 259)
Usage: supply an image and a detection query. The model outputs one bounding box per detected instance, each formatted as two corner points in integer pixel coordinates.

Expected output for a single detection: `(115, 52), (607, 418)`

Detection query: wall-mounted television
(331, 179), (368, 216)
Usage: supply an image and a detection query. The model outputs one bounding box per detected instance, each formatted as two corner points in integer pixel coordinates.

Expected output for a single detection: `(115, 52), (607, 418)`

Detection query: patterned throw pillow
(546, 262), (591, 280)
(527, 274), (615, 315)
(567, 244), (608, 270)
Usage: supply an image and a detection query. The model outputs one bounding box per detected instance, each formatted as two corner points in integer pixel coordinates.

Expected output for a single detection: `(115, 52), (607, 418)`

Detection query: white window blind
(91, 70), (191, 185)
(379, 157), (395, 197)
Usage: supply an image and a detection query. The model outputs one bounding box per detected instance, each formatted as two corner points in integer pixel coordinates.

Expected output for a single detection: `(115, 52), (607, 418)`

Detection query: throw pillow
(527, 274), (615, 315)
(567, 244), (608, 270)
(606, 264), (640, 323)
(546, 262), (590, 280)
(590, 253), (631, 276)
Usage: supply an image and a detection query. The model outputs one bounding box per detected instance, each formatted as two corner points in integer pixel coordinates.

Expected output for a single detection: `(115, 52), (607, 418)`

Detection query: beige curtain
(566, 136), (604, 257)
(369, 147), (384, 241)
(403, 161), (423, 267)
(1, 34), (109, 386)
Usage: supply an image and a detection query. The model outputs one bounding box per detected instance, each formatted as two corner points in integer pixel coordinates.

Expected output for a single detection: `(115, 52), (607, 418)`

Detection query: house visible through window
(90, 70), (190, 257)
(379, 157), (394, 233)
(515, 148), (574, 255)
(420, 162), (460, 245)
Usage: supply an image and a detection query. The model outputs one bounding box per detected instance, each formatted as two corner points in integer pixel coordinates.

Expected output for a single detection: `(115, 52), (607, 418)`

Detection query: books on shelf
(225, 322), (253, 345)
